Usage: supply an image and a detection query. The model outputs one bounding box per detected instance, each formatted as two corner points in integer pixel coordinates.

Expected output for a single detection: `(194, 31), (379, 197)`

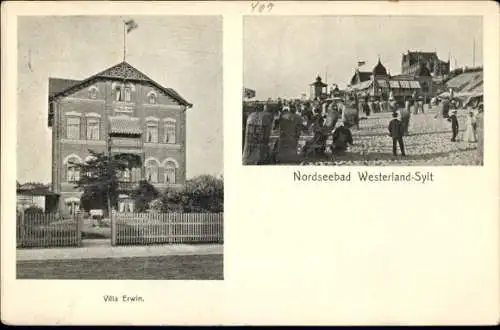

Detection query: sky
(244, 15), (483, 100)
(17, 16), (222, 184)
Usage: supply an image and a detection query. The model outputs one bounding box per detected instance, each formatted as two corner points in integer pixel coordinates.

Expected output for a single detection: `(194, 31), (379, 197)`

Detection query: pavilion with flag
(243, 87), (256, 99)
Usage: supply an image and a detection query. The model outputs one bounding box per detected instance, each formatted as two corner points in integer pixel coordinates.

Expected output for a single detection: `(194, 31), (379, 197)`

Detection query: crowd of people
(242, 92), (482, 165)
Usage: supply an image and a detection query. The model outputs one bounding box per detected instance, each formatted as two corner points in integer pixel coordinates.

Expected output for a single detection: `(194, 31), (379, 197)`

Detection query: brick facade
(49, 62), (190, 215)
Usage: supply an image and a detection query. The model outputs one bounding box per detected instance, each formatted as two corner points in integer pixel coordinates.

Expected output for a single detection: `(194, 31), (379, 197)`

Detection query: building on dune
(346, 56), (436, 102)
(401, 50), (450, 77)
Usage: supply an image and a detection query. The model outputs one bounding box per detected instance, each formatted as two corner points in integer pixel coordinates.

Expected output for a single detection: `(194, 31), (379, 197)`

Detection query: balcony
(116, 181), (140, 191)
(112, 101), (135, 113)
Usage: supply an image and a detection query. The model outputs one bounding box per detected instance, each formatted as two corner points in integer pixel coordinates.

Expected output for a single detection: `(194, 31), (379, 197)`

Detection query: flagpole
(473, 38), (475, 68)
(123, 21), (126, 62)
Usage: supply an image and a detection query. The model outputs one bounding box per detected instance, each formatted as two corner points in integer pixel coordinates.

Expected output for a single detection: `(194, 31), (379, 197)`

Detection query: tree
(160, 174), (224, 213)
(132, 180), (159, 212)
(72, 150), (139, 215)
(184, 174), (224, 213)
(160, 186), (185, 213)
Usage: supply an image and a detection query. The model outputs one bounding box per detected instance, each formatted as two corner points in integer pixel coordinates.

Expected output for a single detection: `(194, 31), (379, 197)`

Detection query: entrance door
(118, 197), (134, 213)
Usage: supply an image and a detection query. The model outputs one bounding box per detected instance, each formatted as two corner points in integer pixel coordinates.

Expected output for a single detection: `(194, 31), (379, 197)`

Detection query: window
(122, 168), (131, 182)
(131, 168), (141, 183)
(117, 168), (131, 182)
(115, 87), (122, 101)
(148, 93), (157, 104)
(118, 195), (134, 213)
(67, 202), (80, 216)
(164, 119), (176, 144)
(66, 158), (81, 183)
(124, 87), (131, 102)
(164, 162), (176, 184)
(88, 87), (98, 99)
(146, 123), (158, 143)
(86, 118), (100, 140)
(145, 160), (159, 183)
(66, 117), (81, 140)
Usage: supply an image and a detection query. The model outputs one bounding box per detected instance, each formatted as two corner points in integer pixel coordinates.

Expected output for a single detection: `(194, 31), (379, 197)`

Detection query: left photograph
(16, 16), (223, 280)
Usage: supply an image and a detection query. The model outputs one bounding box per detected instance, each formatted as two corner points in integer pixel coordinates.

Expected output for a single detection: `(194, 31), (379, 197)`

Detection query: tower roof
(310, 75), (327, 86)
(372, 59), (388, 76)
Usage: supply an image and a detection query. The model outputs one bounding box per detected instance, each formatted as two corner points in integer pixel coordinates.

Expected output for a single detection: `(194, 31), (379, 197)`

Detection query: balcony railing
(116, 181), (140, 191)
(109, 137), (143, 148)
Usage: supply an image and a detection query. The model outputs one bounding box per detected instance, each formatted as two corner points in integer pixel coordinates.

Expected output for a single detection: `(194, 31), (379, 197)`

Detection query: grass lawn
(17, 254), (223, 280)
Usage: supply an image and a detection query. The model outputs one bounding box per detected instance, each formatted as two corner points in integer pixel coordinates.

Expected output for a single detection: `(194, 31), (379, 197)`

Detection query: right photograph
(242, 15), (484, 166)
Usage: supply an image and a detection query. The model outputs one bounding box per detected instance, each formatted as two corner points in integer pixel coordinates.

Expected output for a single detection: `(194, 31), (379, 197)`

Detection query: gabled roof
(17, 184), (59, 196)
(49, 78), (81, 97)
(48, 61), (192, 107)
(350, 71), (371, 85)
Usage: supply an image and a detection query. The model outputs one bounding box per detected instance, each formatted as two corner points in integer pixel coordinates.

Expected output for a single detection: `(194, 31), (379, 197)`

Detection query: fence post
(111, 210), (117, 246)
(76, 211), (83, 246)
(19, 211), (25, 248)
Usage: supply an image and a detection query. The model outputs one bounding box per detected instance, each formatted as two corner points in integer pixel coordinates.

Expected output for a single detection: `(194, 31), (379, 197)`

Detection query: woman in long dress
(462, 110), (477, 143)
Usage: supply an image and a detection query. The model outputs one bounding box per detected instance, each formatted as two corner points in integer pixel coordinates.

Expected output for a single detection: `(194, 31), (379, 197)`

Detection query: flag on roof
(124, 19), (139, 33)
(243, 87), (256, 99)
(357, 61), (366, 67)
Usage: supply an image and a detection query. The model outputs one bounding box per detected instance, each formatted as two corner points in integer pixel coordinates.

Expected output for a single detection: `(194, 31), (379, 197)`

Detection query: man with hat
(447, 109), (459, 142)
(388, 111), (406, 156)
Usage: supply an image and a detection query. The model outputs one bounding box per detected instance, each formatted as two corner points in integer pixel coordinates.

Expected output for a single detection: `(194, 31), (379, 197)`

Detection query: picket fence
(111, 212), (224, 246)
(16, 211), (223, 248)
(16, 212), (83, 248)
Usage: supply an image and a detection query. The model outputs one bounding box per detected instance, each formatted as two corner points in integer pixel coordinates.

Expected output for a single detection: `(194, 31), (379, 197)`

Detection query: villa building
(48, 61), (192, 215)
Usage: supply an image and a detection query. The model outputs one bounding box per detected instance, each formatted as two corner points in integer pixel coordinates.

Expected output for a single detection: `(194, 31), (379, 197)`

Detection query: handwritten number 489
(251, 1), (274, 13)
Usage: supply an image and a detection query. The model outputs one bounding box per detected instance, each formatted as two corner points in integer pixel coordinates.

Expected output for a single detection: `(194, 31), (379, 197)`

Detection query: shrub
(24, 206), (44, 214)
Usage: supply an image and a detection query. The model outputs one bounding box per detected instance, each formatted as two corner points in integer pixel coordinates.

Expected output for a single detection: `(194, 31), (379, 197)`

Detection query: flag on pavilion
(125, 19), (139, 33)
(243, 87), (256, 99)
(357, 61), (366, 67)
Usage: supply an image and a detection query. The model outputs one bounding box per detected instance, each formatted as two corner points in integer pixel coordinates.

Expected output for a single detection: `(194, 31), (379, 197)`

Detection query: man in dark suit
(448, 109), (459, 142)
(388, 111), (406, 156)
